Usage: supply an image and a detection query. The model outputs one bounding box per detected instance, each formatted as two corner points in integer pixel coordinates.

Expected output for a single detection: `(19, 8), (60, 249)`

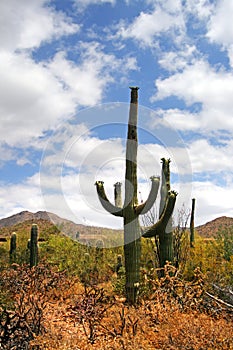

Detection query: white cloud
(117, 4), (185, 47)
(0, 41), (137, 150)
(0, 144), (15, 167)
(0, 179), (44, 219)
(207, 0), (233, 67)
(158, 45), (197, 72)
(191, 181), (233, 225)
(0, 51), (76, 147)
(207, 0), (233, 46)
(187, 139), (233, 174)
(151, 108), (201, 131)
(47, 43), (137, 106)
(185, 0), (213, 19)
(152, 60), (233, 133)
(0, 0), (79, 51)
(74, 0), (115, 7)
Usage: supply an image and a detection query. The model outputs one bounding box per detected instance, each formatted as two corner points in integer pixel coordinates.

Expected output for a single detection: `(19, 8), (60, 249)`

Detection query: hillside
(196, 216), (233, 238)
(0, 210), (123, 244)
(1, 211), (233, 242)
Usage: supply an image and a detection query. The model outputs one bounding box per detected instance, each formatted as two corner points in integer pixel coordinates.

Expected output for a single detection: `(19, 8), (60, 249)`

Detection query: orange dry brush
(1, 263), (232, 350)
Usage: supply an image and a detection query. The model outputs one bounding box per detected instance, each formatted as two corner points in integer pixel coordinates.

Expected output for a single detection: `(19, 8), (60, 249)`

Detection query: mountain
(0, 210), (123, 244)
(2, 211), (233, 242)
(196, 216), (233, 238)
(0, 210), (82, 235)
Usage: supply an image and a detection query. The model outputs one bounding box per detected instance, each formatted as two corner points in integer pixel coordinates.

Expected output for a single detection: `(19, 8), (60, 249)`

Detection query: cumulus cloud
(74, 0), (116, 8)
(0, 177), (44, 219)
(0, 0), (79, 51)
(152, 60), (233, 133)
(117, 3), (185, 47)
(0, 44), (137, 150)
(46, 43), (138, 106)
(0, 0), (137, 155)
(207, 0), (233, 67)
(158, 45), (197, 72)
(191, 181), (233, 225)
(0, 51), (76, 147)
(187, 139), (233, 174)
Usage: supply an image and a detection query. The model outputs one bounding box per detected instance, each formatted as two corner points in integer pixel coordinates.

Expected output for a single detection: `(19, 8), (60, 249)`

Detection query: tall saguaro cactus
(190, 198), (196, 248)
(9, 232), (17, 263)
(95, 87), (177, 304)
(29, 224), (39, 267)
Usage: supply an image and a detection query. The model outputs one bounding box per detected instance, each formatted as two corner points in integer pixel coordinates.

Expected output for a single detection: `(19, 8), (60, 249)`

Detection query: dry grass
(1, 264), (233, 350)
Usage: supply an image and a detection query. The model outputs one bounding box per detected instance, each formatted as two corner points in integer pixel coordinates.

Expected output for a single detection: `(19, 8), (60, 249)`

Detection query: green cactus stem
(95, 88), (177, 303)
(190, 198), (196, 248)
(30, 224), (38, 267)
(9, 232), (17, 263)
(116, 254), (123, 275)
(114, 182), (122, 208)
(142, 158), (177, 271)
(95, 239), (104, 263)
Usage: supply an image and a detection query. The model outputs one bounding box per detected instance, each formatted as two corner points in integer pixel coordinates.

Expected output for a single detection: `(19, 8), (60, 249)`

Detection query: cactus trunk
(190, 198), (195, 248)
(124, 218), (141, 303)
(123, 87), (140, 304)
(9, 232), (17, 263)
(30, 224), (38, 267)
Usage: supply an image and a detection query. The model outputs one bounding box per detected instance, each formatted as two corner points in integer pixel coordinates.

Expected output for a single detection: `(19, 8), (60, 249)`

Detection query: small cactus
(30, 224), (38, 267)
(116, 254), (123, 275)
(9, 232), (17, 263)
(95, 239), (104, 264)
(190, 198), (196, 248)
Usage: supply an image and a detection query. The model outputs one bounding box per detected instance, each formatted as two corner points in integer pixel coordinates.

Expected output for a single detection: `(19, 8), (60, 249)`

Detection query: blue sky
(1, 0), (233, 229)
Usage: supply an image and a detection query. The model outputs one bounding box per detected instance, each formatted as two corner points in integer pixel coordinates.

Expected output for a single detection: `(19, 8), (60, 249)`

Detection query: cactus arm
(135, 176), (160, 215)
(159, 158), (171, 216)
(114, 182), (122, 208)
(142, 191), (177, 238)
(95, 181), (123, 217)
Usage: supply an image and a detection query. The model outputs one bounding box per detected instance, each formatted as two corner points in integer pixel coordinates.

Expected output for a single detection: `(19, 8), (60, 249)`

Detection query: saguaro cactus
(9, 232), (17, 263)
(30, 224), (39, 267)
(142, 158), (177, 268)
(190, 198), (196, 248)
(95, 239), (104, 263)
(95, 87), (177, 304)
(158, 158), (175, 268)
(114, 182), (122, 208)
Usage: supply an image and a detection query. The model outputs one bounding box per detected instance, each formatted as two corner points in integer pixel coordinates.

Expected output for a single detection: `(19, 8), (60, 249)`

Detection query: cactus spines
(9, 232), (17, 263)
(95, 88), (177, 304)
(190, 198), (196, 248)
(30, 224), (38, 267)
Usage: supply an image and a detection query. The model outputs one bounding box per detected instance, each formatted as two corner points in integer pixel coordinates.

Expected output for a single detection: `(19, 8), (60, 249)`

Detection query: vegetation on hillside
(0, 219), (233, 349)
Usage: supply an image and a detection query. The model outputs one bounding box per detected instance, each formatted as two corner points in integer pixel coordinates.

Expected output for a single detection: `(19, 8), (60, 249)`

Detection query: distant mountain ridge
(0, 211), (122, 243)
(196, 216), (233, 238)
(1, 211), (233, 240)
(0, 210), (82, 233)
